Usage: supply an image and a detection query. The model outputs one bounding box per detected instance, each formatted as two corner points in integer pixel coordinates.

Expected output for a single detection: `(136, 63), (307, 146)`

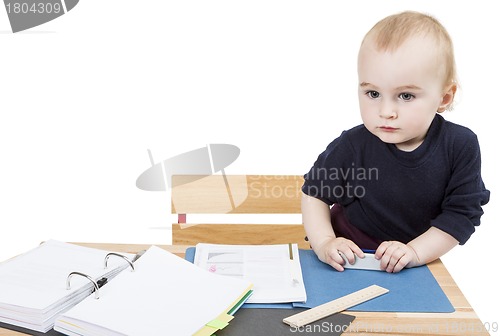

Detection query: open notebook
(0, 241), (253, 336)
(54, 245), (253, 336)
(0, 240), (134, 333)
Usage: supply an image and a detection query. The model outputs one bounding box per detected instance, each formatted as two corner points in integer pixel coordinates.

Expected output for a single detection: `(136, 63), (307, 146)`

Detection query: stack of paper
(194, 243), (306, 304)
(0, 240), (133, 333)
(55, 245), (253, 336)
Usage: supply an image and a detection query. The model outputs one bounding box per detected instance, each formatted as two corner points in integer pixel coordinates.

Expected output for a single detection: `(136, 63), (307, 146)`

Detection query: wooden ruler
(283, 285), (389, 328)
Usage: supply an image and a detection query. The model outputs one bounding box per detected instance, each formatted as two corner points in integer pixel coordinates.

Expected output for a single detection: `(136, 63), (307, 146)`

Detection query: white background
(1, 0), (498, 331)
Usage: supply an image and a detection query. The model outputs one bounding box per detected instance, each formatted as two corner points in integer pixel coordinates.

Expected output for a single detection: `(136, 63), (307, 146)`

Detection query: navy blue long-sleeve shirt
(302, 114), (490, 245)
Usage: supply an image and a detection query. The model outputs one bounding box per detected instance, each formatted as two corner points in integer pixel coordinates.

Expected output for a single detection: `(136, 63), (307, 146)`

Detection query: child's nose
(379, 100), (397, 119)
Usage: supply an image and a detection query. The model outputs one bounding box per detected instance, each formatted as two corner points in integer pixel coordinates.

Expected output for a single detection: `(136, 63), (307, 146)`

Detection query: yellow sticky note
(216, 313), (233, 324)
(206, 319), (229, 329)
(193, 325), (218, 336)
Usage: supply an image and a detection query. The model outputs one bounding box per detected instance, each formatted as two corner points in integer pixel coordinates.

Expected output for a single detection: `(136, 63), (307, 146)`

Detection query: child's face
(357, 35), (452, 151)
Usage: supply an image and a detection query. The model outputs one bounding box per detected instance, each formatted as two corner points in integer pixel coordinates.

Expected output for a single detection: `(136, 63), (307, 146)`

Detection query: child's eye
(399, 93), (415, 101)
(366, 90), (380, 99)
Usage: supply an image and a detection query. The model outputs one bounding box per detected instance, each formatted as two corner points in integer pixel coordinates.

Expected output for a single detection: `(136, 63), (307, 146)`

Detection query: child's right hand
(315, 237), (365, 271)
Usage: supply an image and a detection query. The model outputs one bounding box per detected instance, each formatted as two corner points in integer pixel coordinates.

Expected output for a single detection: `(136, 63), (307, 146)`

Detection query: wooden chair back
(171, 175), (308, 248)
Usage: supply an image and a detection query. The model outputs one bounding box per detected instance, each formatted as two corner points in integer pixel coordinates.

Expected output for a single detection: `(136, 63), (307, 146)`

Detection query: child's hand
(375, 241), (418, 273)
(316, 237), (365, 272)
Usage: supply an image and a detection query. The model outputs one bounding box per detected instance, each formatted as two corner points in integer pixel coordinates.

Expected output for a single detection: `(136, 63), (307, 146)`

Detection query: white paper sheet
(0, 240), (133, 332)
(55, 245), (253, 336)
(194, 243), (306, 303)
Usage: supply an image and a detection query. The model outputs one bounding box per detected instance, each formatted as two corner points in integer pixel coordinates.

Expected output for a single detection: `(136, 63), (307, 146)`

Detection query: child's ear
(437, 84), (457, 112)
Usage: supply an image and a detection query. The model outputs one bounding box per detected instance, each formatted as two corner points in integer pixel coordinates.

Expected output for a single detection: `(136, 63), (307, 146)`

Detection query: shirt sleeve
(302, 132), (356, 206)
(430, 133), (490, 245)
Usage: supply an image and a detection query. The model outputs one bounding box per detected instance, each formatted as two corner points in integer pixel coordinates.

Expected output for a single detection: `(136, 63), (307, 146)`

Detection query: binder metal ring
(104, 252), (135, 271)
(66, 272), (100, 299)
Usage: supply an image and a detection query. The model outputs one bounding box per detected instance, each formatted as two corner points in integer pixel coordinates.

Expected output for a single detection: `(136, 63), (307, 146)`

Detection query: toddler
(302, 11), (490, 273)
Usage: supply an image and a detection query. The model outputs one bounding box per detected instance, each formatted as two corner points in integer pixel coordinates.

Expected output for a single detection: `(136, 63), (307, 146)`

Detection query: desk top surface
(0, 242), (489, 336)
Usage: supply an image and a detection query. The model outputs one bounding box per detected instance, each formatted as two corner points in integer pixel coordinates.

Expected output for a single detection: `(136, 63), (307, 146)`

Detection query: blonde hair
(362, 11), (457, 92)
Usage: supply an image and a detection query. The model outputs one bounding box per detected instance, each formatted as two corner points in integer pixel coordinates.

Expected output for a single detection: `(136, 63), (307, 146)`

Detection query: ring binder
(54, 246), (254, 336)
(104, 252), (135, 271)
(0, 240), (142, 333)
(66, 272), (101, 300)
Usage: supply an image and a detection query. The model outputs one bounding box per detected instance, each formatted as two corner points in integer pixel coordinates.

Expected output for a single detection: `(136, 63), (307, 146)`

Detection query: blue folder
(185, 247), (454, 313)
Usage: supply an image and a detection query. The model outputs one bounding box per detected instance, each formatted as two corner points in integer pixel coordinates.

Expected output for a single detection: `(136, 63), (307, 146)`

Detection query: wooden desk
(0, 243), (489, 336)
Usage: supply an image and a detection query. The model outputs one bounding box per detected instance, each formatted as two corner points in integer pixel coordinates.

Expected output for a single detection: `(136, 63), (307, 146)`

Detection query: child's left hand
(374, 241), (419, 273)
